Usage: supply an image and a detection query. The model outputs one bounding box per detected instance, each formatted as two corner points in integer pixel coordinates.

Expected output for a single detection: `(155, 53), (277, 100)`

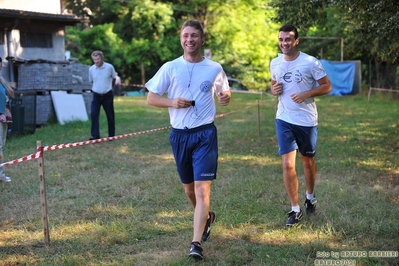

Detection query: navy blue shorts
(170, 123), (218, 184)
(276, 119), (318, 157)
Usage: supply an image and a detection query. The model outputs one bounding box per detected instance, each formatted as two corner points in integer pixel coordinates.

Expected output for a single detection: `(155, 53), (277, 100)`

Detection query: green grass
(1, 92), (398, 265)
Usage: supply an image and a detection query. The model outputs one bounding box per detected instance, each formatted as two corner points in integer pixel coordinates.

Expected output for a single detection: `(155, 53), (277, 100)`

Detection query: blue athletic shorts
(170, 123), (218, 184)
(276, 119), (318, 157)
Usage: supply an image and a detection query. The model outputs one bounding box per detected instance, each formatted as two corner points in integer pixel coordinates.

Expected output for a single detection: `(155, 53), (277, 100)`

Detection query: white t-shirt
(270, 52), (327, 126)
(146, 56), (230, 129)
(89, 62), (116, 94)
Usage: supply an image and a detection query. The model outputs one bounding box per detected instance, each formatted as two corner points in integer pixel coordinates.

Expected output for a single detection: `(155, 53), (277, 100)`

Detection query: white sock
(292, 205), (301, 213)
(306, 192), (314, 200)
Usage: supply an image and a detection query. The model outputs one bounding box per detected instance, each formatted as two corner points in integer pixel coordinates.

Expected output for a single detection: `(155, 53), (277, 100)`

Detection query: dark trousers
(90, 90), (115, 138)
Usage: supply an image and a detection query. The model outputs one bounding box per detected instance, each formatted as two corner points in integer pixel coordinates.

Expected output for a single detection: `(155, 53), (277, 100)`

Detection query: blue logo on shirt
(200, 81), (212, 92)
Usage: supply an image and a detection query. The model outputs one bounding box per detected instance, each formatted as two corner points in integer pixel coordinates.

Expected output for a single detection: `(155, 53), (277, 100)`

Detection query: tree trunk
(374, 57), (397, 89)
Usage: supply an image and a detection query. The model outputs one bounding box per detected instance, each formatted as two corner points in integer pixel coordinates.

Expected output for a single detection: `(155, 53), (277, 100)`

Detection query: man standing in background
(89, 51), (116, 140)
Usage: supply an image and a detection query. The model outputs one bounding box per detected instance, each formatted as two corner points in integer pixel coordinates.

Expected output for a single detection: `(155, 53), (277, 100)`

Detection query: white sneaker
(0, 176), (11, 182)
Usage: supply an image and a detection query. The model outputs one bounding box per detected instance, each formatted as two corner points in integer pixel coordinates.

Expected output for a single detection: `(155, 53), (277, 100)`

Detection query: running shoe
(304, 198), (317, 214)
(286, 210), (303, 226)
(202, 211), (216, 242)
(189, 241), (203, 260)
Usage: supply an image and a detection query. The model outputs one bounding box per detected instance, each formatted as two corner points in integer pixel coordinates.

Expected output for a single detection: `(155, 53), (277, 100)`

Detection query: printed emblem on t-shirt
(200, 81), (212, 92)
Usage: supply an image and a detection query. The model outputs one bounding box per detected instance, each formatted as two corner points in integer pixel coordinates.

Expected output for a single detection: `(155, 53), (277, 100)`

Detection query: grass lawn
(0, 91), (398, 265)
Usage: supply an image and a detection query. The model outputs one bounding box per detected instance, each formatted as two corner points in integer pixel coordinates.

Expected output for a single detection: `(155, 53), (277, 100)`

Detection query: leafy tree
(63, 0), (122, 27)
(113, 0), (176, 84)
(206, 0), (279, 90)
(66, 23), (123, 65)
(337, 0), (399, 88)
(66, 1), (176, 85)
(64, 0), (280, 90)
(271, 0), (399, 88)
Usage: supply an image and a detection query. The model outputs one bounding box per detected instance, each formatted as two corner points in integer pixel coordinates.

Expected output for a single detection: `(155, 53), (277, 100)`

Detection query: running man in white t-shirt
(270, 24), (331, 226)
(146, 19), (231, 260)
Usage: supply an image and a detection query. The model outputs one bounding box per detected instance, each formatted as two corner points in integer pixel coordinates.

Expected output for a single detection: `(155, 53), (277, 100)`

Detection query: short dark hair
(181, 19), (205, 38)
(279, 24), (299, 39)
(0, 57), (2, 62)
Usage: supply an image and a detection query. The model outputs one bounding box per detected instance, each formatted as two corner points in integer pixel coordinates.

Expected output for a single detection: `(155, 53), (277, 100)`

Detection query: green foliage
(73, 23), (125, 67)
(271, 0), (399, 65)
(206, 0), (279, 90)
(298, 7), (348, 61)
(336, 1), (399, 64)
(64, 0), (280, 90)
(64, 0), (398, 90)
(112, 0), (178, 83)
(65, 26), (83, 55)
(271, 0), (399, 88)
(63, 0), (122, 26)
(271, 0), (327, 33)
(113, 1), (174, 42)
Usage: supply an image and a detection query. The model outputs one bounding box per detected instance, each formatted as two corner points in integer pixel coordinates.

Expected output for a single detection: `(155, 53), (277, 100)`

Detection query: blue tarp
(320, 60), (356, 96)
(126, 89), (147, 97)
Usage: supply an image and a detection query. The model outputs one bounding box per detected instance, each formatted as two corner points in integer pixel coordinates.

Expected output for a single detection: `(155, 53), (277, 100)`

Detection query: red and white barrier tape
(0, 127), (171, 167)
(121, 83), (146, 88)
(215, 104), (257, 118)
(43, 126), (172, 151)
(0, 103), (259, 167)
(1, 147), (43, 167)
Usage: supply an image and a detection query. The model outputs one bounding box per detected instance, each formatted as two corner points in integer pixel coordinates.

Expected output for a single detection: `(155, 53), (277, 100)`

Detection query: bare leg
(183, 180), (211, 243)
(282, 151), (299, 207)
(300, 154), (317, 195)
(183, 182), (196, 208)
